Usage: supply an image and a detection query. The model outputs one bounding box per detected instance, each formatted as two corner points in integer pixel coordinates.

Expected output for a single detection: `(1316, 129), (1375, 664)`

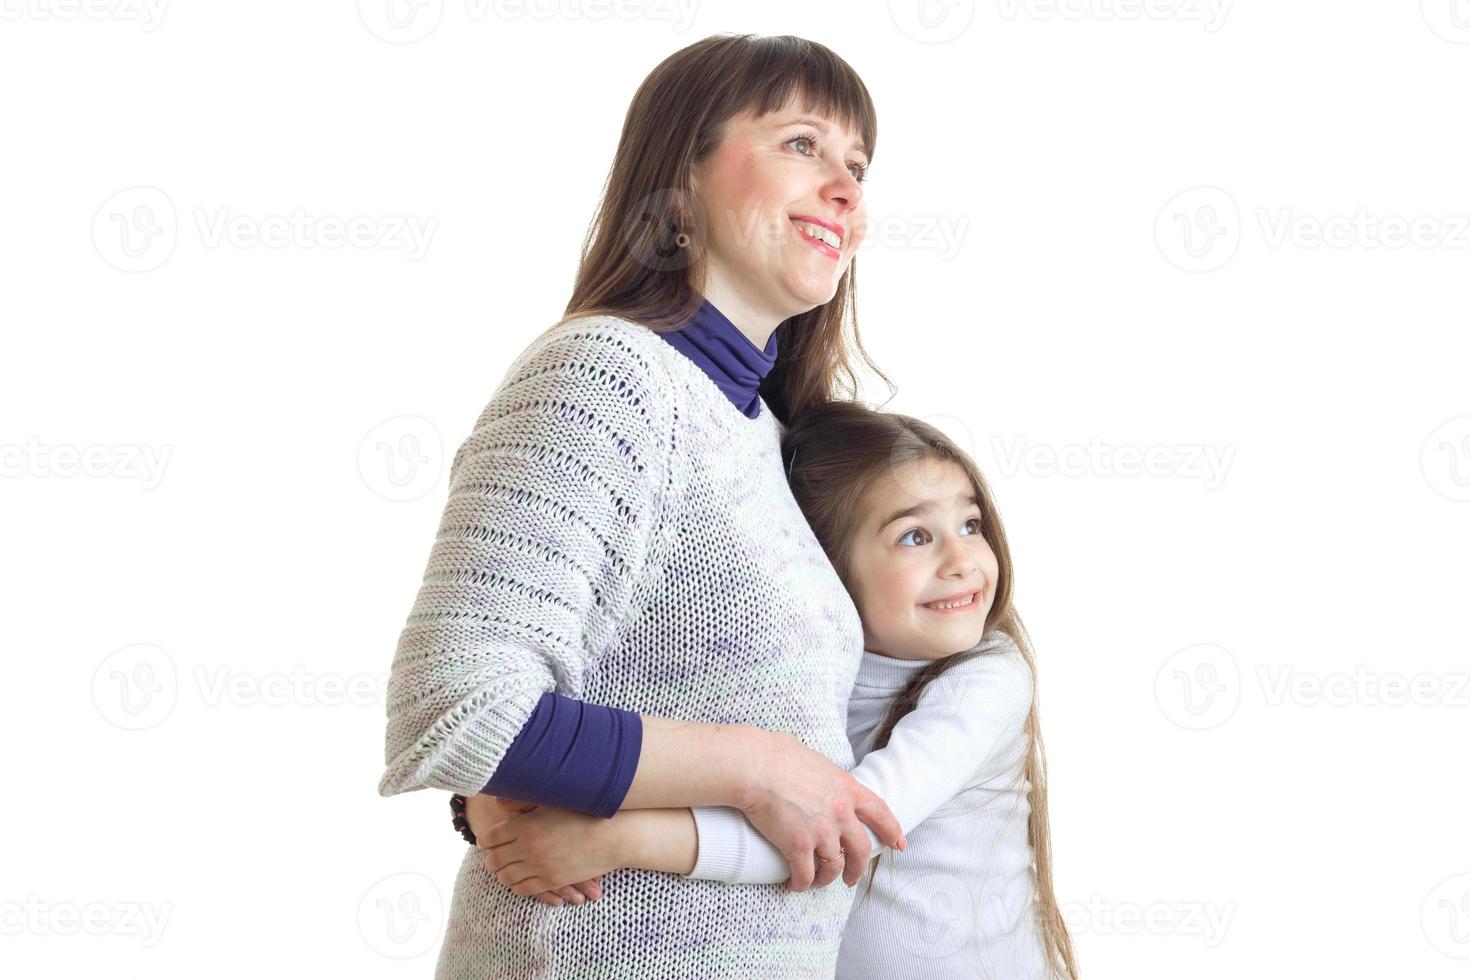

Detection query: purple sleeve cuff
(479, 691), (643, 818)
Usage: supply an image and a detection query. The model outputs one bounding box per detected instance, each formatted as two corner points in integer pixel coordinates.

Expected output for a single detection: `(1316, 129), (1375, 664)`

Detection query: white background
(3, 1), (1468, 977)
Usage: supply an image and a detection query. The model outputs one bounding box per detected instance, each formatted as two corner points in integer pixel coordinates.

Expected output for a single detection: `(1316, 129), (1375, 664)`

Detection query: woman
(378, 33), (902, 978)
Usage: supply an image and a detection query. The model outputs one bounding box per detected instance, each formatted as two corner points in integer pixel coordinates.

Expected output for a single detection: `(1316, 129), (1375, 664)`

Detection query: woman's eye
(787, 134), (867, 184)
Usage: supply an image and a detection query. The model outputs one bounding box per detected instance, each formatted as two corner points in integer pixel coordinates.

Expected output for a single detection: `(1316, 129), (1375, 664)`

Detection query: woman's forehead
(739, 94), (861, 139)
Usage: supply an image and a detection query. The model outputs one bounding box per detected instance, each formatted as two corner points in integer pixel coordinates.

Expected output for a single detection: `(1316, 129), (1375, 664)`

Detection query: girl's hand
(464, 794), (605, 907)
(740, 731), (906, 893)
(479, 804), (629, 899)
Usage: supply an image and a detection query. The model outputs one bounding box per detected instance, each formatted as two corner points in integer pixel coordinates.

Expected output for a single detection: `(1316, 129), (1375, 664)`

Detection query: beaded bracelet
(449, 793), (477, 846)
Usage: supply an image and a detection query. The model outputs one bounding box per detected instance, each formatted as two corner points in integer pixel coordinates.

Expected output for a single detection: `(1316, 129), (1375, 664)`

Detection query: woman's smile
(790, 215), (844, 259)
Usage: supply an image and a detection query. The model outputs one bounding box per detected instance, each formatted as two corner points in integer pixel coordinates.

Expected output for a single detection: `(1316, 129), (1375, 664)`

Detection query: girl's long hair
(780, 400), (1079, 980)
(540, 32), (895, 425)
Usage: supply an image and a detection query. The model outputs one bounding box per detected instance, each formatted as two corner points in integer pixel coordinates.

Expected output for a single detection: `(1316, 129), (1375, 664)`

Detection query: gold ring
(817, 848), (846, 863)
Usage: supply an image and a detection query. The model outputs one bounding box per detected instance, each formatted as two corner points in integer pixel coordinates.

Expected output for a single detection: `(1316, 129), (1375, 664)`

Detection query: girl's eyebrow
(877, 494), (979, 532)
(777, 116), (869, 159)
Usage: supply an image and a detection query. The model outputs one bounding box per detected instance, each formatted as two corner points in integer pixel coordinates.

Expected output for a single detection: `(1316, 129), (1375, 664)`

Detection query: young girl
(470, 401), (1078, 979)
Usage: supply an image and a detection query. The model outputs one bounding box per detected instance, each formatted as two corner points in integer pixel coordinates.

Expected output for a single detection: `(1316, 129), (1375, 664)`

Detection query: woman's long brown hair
(540, 33), (896, 425)
(781, 401), (1079, 980)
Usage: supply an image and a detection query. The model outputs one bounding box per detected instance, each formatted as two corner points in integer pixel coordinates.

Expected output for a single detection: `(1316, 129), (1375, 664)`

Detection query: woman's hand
(464, 794), (605, 907)
(739, 731), (907, 893)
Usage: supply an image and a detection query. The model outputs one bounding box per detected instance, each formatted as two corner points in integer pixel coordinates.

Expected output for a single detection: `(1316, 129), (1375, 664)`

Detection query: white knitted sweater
(379, 315), (868, 979)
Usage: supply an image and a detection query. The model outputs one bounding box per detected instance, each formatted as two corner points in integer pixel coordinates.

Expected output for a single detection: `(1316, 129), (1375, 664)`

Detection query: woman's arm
(467, 716), (906, 893)
(680, 637), (1035, 886)
(379, 325), (679, 803)
(475, 645), (1037, 901)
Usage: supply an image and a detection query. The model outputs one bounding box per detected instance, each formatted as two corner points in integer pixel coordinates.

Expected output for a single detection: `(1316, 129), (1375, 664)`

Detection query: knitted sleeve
(684, 636), (1033, 883)
(378, 320), (677, 799)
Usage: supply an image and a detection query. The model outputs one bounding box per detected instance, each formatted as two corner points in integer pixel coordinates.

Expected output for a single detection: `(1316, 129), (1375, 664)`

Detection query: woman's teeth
(923, 592), (976, 610)
(793, 220), (841, 249)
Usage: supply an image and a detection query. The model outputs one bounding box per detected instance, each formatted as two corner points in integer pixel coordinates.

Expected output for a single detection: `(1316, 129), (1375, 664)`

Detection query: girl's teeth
(925, 593), (975, 610)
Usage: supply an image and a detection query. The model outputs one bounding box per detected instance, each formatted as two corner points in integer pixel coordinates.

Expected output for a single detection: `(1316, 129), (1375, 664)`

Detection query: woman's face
(845, 458), (1000, 662)
(689, 96), (869, 324)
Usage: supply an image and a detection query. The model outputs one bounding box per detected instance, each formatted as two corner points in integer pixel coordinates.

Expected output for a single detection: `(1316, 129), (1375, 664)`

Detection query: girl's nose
(940, 540), (977, 576)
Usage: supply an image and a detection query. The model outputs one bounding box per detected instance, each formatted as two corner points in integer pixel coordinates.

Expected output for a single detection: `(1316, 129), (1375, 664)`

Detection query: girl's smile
(918, 588), (982, 614)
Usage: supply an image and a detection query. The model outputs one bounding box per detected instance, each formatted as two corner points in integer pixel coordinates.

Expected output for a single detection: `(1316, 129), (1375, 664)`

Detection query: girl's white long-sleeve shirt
(688, 631), (1052, 979)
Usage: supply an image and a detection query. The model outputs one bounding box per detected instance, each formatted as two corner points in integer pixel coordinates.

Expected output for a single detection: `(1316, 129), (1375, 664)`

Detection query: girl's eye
(787, 132), (868, 184)
(897, 528), (930, 547)
(900, 518), (980, 547)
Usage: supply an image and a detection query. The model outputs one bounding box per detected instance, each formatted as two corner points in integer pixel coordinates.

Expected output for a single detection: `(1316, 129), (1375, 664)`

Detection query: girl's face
(689, 95), (868, 329)
(845, 458), (1000, 662)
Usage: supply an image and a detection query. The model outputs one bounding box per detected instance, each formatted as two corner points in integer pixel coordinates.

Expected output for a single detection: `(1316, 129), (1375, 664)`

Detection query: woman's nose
(821, 166), (863, 211)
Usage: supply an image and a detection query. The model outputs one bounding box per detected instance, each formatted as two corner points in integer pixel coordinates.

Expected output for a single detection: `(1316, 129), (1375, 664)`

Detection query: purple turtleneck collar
(657, 296), (779, 419)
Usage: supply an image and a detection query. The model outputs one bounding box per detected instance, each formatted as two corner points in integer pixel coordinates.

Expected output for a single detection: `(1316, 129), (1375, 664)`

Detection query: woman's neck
(695, 276), (789, 351)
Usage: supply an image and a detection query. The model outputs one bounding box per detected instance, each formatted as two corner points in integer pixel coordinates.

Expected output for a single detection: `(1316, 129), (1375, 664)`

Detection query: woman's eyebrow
(778, 116), (868, 158)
